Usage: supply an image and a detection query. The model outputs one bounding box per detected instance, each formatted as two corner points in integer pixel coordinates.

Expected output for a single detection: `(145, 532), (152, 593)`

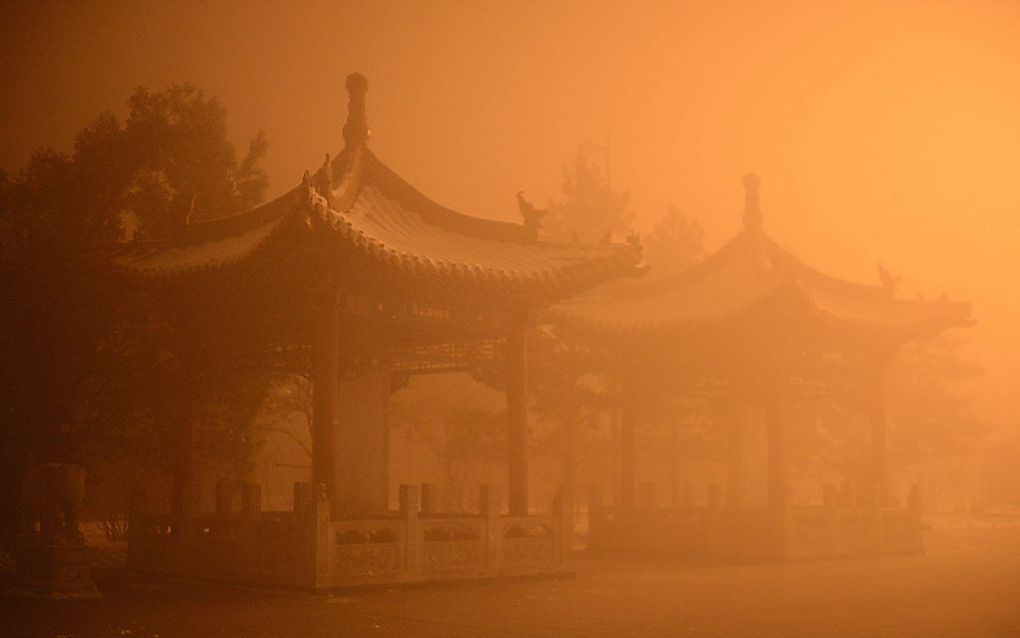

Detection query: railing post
(241, 484), (261, 518)
(588, 484), (604, 551)
(824, 484), (839, 556)
(294, 482), (312, 515)
(126, 487), (146, 570)
(707, 483), (721, 510)
(400, 484), (422, 575)
(506, 316), (531, 516)
(554, 486), (573, 563)
(310, 483), (331, 590)
(479, 485), (500, 572)
(908, 484), (923, 513)
(215, 480), (233, 519)
(638, 482), (657, 508)
(870, 476), (886, 552)
(907, 483), (924, 552)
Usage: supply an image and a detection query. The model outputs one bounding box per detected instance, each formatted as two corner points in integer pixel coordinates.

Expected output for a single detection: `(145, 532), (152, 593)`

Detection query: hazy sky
(2, 0), (1018, 426)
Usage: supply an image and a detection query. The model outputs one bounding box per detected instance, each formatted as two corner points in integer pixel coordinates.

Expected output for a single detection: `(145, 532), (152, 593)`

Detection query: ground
(3, 526), (1018, 638)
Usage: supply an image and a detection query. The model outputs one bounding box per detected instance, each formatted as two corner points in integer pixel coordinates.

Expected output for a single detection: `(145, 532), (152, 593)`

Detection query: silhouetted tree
(390, 375), (507, 511)
(528, 326), (612, 495)
(0, 85), (268, 546)
(643, 205), (704, 272)
(531, 168), (710, 500)
(887, 335), (984, 509)
(543, 142), (633, 243)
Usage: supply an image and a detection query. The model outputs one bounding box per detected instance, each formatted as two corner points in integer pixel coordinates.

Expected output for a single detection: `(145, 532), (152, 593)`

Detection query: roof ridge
(356, 149), (532, 244)
(759, 233), (891, 300)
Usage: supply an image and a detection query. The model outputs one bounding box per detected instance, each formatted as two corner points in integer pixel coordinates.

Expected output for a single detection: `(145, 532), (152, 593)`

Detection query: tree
(528, 325), (611, 494)
(0, 84), (268, 546)
(74, 84), (268, 240)
(389, 374), (507, 511)
(643, 205), (705, 273)
(887, 336), (984, 510)
(532, 159), (711, 501)
(543, 143), (633, 243)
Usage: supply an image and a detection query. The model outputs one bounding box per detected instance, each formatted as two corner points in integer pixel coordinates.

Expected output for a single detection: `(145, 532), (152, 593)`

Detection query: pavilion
(552, 174), (972, 560)
(112, 73), (641, 588)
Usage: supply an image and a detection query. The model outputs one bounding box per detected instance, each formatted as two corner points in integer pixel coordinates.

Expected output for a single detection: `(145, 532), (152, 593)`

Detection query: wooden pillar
(726, 400), (745, 509)
(668, 424), (680, 506)
(869, 365), (889, 508)
(171, 405), (197, 518)
(166, 297), (202, 526)
(766, 389), (787, 511)
(609, 404), (621, 504)
(480, 485), (500, 569)
(399, 484), (422, 573)
(618, 393), (636, 509)
(506, 315), (530, 516)
(170, 376), (200, 522)
(311, 286), (340, 510)
(563, 418), (576, 496)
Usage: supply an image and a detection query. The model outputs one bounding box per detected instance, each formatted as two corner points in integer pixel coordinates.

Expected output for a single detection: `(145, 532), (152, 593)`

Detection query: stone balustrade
(588, 483), (924, 561)
(128, 482), (572, 590)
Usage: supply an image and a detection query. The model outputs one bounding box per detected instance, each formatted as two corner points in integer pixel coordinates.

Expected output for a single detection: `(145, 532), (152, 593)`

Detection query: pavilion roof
(551, 175), (972, 340)
(110, 74), (640, 301)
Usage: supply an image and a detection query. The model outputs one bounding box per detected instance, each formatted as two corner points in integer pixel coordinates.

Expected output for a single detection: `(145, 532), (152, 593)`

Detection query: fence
(588, 486), (924, 561)
(128, 483), (571, 590)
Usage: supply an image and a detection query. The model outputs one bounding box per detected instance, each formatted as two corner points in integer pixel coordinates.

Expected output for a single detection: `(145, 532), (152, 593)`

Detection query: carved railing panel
(785, 508), (833, 558)
(590, 504), (923, 560)
(880, 509), (921, 553)
(330, 519), (403, 578)
(129, 485), (570, 588)
(838, 509), (880, 555)
(423, 540), (485, 571)
(501, 516), (558, 565)
(421, 519), (485, 572)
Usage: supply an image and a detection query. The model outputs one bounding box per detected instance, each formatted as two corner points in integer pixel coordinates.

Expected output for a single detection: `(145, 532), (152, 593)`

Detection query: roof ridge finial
(743, 173), (762, 230)
(343, 72), (370, 147)
(516, 191), (547, 242)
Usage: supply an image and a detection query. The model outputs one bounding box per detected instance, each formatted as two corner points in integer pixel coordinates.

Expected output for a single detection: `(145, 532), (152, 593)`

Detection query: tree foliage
(643, 205), (705, 273)
(389, 374), (507, 511)
(0, 84), (269, 544)
(543, 143), (633, 243)
(530, 147), (711, 494)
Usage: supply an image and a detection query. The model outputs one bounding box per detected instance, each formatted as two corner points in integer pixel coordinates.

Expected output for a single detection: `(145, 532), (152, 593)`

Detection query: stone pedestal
(11, 543), (100, 599)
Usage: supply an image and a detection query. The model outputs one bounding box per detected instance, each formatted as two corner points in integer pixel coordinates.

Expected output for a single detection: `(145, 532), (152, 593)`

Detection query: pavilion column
(765, 384), (787, 512)
(170, 318), (201, 523)
(311, 285), (340, 511)
(171, 399), (198, 520)
(725, 399), (746, 509)
(618, 385), (636, 509)
(506, 314), (530, 516)
(868, 362), (889, 508)
(668, 424), (680, 506)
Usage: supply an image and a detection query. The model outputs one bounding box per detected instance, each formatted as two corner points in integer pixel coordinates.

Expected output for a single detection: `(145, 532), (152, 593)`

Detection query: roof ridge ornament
(516, 191), (547, 242)
(315, 153), (333, 206)
(743, 173), (762, 230)
(343, 72), (370, 147)
(626, 230), (645, 268)
(877, 262), (900, 296)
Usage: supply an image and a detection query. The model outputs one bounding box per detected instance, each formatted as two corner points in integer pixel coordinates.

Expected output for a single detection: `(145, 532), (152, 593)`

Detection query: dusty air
(1, 2), (1018, 636)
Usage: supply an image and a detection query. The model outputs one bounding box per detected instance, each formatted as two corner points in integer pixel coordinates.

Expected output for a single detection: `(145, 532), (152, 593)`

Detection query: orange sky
(2, 0), (1018, 426)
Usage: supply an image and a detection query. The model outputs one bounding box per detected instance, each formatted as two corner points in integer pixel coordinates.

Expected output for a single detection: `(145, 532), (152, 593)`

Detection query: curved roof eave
(550, 174), (974, 339)
(104, 74), (642, 298)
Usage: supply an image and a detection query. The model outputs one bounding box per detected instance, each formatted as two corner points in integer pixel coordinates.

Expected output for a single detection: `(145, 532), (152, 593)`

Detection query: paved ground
(3, 526), (1019, 637)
